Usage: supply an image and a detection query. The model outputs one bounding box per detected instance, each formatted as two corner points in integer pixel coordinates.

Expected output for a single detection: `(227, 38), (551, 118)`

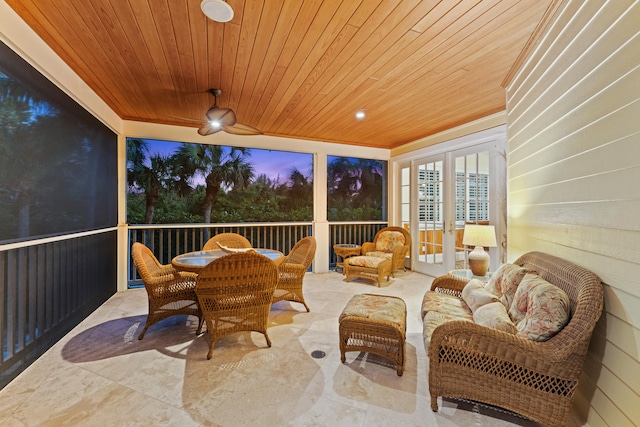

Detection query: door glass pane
(455, 151), (490, 269)
(418, 160), (443, 266)
(401, 166), (410, 230)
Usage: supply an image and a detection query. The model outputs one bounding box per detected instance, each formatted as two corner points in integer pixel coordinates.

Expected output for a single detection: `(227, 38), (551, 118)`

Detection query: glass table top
(173, 249), (283, 268)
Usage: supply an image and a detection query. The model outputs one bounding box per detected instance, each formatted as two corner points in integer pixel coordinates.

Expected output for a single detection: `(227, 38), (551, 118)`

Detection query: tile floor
(0, 270), (553, 426)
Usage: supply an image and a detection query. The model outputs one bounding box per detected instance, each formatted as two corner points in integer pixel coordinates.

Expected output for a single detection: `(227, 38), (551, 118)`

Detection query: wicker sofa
(423, 251), (603, 427)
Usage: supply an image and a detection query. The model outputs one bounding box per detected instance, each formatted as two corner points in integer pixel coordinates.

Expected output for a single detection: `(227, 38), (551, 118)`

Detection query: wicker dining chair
(196, 251), (278, 359)
(202, 232), (252, 251)
(131, 242), (203, 340)
(272, 236), (316, 312)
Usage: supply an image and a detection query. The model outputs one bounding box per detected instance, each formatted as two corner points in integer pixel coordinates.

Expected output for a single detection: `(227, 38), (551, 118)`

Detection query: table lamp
(462, 224), (497, 277)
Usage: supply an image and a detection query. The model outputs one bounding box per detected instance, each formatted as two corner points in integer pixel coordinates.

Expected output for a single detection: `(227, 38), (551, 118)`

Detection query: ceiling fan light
(210, 120), (221, 128)
(201, 0), (234, 23)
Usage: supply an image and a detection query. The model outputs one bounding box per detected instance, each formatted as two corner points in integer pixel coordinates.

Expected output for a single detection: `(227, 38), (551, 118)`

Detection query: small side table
(449, 269), (492, 282)
(333, 244), (361, 274)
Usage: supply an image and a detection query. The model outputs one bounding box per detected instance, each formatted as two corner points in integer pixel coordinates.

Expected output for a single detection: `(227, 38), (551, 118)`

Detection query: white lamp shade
(463, 224), (496, 276)
(462, 224), (497, 248)
(201, 0), (234, 23)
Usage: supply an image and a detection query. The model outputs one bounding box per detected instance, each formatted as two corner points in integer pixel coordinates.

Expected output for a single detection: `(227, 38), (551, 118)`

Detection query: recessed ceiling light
(355, 111), (366, 120)
(201, 0), (234, 23)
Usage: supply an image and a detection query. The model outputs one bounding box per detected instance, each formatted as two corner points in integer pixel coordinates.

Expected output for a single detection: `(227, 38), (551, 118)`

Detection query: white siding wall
(505, 1), (640, 426)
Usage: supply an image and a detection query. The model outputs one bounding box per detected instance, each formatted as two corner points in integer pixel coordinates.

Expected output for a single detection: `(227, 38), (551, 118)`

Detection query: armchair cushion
(364, 251), (393, 259)
(461, 279), (499, 312)
(374, 231), (405, 253)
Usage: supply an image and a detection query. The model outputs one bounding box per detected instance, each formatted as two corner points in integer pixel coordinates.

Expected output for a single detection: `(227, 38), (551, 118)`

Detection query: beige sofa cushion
(421, 291), (472, 320)
(461, 279), (499, 312)
(423, 310), (472, 348)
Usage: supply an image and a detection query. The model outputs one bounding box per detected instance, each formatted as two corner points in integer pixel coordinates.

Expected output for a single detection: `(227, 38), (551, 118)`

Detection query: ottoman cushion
(340, 293), (406, 325)
(364, 251), (393, 259)
(347, 255), (387, 268)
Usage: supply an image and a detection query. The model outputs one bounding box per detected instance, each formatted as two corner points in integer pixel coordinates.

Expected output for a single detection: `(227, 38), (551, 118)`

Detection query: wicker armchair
(131, 242), (203, 340)
(203, 232), (252, 251)
(427, 252), (603, 427)
(361, 226), (411, 276)
(273, 236), (316, 312)
(196, 251), (278, 359)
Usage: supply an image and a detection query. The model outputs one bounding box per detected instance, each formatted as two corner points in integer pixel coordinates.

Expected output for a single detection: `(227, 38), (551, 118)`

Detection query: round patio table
(172, 248), (284, 273)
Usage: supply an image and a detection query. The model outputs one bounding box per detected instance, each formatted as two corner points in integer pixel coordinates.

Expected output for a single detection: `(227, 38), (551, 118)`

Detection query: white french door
(408, 142), (502, 277)
(411, 154), (447, 277)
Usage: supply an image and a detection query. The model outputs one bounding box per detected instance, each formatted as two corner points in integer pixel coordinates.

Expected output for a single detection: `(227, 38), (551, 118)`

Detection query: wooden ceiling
(6, 0), (553, 149)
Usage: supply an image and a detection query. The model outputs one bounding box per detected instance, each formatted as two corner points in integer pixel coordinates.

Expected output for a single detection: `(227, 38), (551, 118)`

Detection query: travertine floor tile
(0, 270), (546, 426)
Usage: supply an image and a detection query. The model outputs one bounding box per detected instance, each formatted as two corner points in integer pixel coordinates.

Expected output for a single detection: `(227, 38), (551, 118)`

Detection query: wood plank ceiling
(6, 0), (553, 149)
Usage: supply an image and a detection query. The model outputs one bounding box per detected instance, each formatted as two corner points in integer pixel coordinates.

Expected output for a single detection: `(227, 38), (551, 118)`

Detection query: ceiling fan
(192, 89), (263, 136)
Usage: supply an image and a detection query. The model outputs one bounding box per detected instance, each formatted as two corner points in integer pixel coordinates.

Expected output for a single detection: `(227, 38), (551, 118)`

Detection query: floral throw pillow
(508, 273), (547, 323)
(513, 276), (571, 341)
(485, 263), (531, 309)
(375, 231), (405, 253)
(461, 279), (499, 313)
(473, 301), (518, 334)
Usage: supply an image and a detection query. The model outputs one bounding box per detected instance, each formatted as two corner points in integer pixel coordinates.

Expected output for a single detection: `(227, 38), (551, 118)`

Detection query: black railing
(0, 230), (117, 389)
(128, 223), (313, 286)
(128, 222), (388, 286)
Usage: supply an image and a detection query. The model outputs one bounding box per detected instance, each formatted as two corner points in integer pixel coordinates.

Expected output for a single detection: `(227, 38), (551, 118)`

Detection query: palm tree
(143, 155), (174, 224)
(353, 158), (384, 218)
(126, 138), (174, 224)
(327, 157), (360, 220)
(327, 156), (385, 220)
(279, 168), (312, 218)
(126, 138), (148, 173)
(173, 144), (254, 223)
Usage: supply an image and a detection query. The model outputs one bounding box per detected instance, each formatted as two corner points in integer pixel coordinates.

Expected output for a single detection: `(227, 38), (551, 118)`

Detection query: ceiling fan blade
(206, 106), (236, 126)
(222, 122), (263, 135)
(198, 123), (222, 136)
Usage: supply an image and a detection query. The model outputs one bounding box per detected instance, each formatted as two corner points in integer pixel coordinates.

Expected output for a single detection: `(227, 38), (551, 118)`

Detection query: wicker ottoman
(339, 293), (407, 376)
(344, 256), (392, 287)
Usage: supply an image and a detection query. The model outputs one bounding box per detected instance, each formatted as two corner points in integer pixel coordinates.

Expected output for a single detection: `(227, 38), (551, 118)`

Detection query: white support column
(117, 134), (129, 292)
(313, 152), (329, 273)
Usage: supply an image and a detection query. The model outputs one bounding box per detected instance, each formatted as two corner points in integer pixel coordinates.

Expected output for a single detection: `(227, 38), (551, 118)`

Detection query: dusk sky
(140, 138), (313, 185)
